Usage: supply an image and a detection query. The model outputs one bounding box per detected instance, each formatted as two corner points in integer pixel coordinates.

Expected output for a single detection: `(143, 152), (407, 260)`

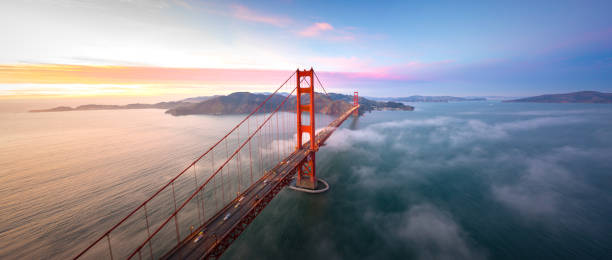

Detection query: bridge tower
(353, 91), (359, 116)
(295, 68), (318, 189)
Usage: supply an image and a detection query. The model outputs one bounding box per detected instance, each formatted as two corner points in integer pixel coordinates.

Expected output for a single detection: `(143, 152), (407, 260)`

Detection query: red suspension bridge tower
(295, 68), (318, 189)
(354, 91), (359, 116)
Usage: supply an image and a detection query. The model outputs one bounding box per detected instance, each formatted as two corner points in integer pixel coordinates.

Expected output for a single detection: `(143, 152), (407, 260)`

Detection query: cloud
(325, 128), (385, 150)
(401, 116), (586, 145)
(364, 204), (486, 260)
(398, 204), (487, 260)
(315, 62), (414, 81)
(495, 116), (584, 131)
(321, 70), (408, 81)
(341, 116), (584, 146)
(324, 115), (588, 175)
(231, 5), (292, 27)
(235, 107), (610, 259)
(297, 22), (357, 42)
(299, 22), (334, 37)
(376, 116), (456, 129)
(320, 114), (597, 197)
(0, 65), (297, 85)
(310, 56), (370, 71)
(0, 64), (415, 97)
(491, 146), (612, 220)
(52, 0), (176, 9)
(459, 109), (607, 116)
(311, 59), (457, 82)
(492, 158), (569, 217)
(172, 0), (192, 9)
(504, 109), (603, 116)
(314, 110), (611, 260)
(440, 116), (584, 145)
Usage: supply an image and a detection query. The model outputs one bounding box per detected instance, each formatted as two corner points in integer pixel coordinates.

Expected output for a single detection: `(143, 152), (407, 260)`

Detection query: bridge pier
(296, 151), (316, 189)
(289, 177), (330, 193)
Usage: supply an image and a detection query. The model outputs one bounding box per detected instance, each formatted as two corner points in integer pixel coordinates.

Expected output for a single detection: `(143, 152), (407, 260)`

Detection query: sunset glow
(0, 64), (412, 98)
(1, 0), (611, 98)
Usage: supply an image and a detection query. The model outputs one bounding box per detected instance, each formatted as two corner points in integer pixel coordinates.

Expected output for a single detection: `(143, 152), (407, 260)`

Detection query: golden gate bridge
(74, 69), (359, 259)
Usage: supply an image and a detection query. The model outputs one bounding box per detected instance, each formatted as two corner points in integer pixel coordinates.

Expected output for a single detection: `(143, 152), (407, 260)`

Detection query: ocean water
(1, 102), (612, 259)
(0, 109), (240, 259)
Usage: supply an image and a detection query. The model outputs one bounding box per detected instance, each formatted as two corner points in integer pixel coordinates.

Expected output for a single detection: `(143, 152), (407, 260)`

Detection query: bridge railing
(75, 72), (303, 260)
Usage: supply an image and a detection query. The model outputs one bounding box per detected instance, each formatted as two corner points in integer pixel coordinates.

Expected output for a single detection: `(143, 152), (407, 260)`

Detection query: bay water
(1, 102), (612, 259)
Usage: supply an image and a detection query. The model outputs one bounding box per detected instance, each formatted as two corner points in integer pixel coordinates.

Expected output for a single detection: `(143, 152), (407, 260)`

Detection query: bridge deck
(163, 106), (358, 259)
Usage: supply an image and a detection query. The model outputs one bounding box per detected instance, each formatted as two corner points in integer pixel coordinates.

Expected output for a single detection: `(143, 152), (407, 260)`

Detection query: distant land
(505, 91), (612, 103)
(30, 92), (413, 116)
(369, 95), (486, 102)
(166, 92), (353, 116)
(475, 96), (522, 101)
(28, 101), (187, 112)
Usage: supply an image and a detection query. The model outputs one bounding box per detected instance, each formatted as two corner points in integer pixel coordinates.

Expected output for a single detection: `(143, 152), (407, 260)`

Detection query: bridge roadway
(162, 106), (358, 259)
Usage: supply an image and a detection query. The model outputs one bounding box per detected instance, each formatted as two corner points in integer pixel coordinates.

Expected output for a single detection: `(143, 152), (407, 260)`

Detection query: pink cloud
(317, 65), (412, 81)
(313, 59), (457, 83)
(309, 56), (447, 81)
(299, 22), (334, 37)
(324, 71), (408, 81)
(172, 0), (192, 9)
(231, 5), (292, 27)
(311, 56), (369, 71)
(1, 58), (457, 93)
(298, 23), (356, 41)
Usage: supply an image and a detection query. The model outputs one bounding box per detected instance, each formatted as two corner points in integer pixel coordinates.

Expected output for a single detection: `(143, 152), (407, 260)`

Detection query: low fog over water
(1, 102), (611, 259)
(223, 102), (612, 260)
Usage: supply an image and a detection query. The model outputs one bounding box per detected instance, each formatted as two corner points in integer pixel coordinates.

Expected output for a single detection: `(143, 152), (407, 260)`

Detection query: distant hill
(477, 96), (522, 101)
(30, 92), (414, 116)
(167, 92), (355, 116)
(29, 101), (187, 112)
(504, 91), (612, 103)
(369, 95), (486, 102)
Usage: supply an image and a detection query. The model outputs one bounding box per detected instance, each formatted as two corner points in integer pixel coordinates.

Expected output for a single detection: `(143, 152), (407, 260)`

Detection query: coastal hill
(505, 91), (612, 103)
(166, 92), (414, 116)
(30, 92), (414, 116)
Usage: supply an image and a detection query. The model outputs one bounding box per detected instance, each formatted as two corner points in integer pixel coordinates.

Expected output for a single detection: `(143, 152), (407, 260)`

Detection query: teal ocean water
(223, 102), (612, 260)
(1, 102), (612, 259)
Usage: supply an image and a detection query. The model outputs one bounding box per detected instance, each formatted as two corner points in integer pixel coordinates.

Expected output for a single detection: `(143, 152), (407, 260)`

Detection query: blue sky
(0, 0), (611, 98)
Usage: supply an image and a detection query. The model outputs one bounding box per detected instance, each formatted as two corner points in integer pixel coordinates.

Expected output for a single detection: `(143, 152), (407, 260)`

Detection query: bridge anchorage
(74, 68), (359, 260)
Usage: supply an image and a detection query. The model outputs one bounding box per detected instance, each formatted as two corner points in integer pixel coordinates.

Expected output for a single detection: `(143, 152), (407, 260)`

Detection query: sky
(0, 0), (611, 100)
